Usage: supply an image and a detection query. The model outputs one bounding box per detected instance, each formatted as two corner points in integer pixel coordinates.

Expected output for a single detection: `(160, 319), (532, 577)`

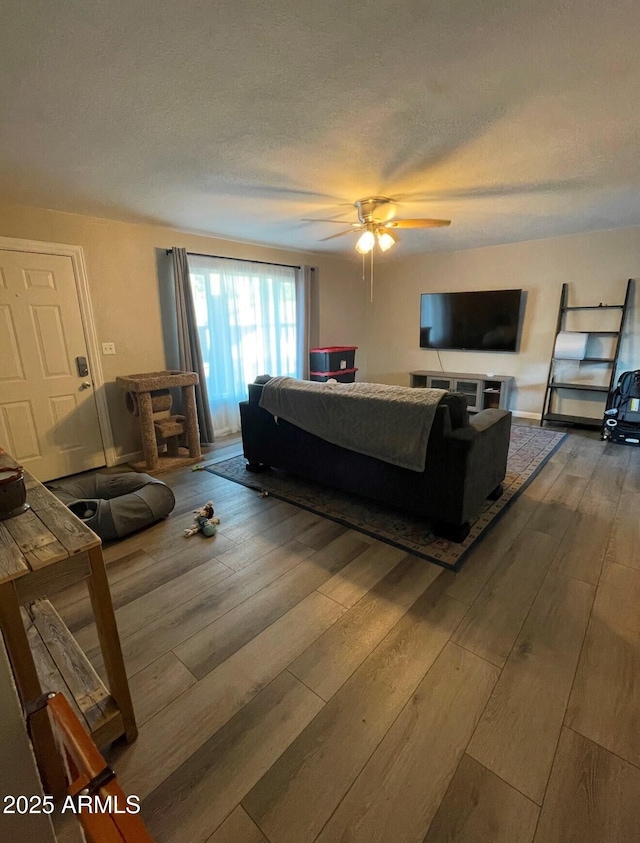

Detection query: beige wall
(367, 227), (640, 417)
(0, 204), (366, 459)
(2, 202), (636, 454)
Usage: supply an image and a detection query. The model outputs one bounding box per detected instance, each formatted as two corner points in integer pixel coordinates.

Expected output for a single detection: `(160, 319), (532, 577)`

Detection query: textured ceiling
(1, 0), (640, 255)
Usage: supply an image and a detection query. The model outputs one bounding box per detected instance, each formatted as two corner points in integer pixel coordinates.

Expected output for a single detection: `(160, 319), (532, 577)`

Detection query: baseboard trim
(512, 410), (542, 420)
(113, 450), (144, 466)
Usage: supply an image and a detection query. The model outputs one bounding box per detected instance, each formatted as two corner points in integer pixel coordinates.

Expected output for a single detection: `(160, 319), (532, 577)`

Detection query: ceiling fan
(302, 196), (451, 254)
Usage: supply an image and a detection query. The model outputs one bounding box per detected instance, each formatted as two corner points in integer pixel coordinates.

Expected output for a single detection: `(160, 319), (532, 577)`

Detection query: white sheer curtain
(188, 255), (305, 436)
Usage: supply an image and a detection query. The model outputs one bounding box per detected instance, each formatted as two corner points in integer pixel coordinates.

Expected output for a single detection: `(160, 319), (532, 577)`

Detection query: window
(188, 256), (301, 436)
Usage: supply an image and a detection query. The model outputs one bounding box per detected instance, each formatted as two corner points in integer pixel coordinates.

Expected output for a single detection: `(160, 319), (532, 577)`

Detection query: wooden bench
(0, 449), (137, 796)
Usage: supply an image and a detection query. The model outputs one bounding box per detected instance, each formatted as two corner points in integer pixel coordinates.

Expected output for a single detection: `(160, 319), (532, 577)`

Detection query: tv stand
(409, 370), (514, 413)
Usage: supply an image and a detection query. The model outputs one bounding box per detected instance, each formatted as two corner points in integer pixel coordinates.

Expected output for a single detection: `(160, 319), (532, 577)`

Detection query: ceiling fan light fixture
(355, 229), (375, 254)
(377, 229), (398, 252)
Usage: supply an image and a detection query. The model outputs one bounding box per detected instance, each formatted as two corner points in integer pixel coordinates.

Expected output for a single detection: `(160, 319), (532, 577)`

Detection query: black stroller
(602, 370), (640, 445)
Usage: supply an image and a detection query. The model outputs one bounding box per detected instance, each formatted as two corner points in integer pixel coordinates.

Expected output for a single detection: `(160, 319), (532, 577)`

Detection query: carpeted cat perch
(116, 370), (202, 473)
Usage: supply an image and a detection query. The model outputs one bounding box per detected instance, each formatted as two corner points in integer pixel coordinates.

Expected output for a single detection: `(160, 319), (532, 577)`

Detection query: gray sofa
(239, 379), (511, 544)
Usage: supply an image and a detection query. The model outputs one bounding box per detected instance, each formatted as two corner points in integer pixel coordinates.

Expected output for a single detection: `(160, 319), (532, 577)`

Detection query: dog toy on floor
(184, 500), (221, 537)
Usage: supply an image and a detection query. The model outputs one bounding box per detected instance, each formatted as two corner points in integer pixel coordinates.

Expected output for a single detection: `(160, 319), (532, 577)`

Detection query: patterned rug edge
(204, 427), (566, 571)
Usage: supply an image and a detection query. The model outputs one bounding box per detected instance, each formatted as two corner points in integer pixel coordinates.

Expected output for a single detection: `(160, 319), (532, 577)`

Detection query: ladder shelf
(540, 279), (633, 430)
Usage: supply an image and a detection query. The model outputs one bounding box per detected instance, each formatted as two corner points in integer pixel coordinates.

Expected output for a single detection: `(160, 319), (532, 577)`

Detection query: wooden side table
(0, 450), (137, 797)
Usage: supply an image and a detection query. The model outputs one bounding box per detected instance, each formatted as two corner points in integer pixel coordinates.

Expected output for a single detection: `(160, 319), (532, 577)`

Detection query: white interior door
(0, 249), (106, 481)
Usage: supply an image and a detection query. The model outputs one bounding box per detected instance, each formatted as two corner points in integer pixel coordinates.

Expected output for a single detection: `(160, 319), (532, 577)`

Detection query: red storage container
(309, 346), (357, 372)
(310, 367), (358, 383)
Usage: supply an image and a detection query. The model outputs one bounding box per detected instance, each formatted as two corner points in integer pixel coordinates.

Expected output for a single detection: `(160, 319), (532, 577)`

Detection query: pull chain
(360, 249), (374, 302)
(370, 249), (374, 302)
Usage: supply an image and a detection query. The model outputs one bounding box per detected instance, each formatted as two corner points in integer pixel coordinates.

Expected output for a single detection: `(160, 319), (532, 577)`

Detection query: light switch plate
(102, 342), (116, 355)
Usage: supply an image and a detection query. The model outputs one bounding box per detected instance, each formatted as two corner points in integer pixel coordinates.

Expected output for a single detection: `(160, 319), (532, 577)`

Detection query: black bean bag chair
(47, 473), (175, 541)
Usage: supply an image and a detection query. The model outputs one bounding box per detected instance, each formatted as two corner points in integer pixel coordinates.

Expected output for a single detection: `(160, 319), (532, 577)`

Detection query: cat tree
(116, 370), (202, 472)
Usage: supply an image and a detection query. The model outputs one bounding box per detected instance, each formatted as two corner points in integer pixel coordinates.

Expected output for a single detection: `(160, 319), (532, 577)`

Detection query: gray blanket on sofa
(258, 376), (447, 471)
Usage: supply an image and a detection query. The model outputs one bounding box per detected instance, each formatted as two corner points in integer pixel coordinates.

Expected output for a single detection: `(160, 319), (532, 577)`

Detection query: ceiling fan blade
(301, 218), (359, 225)
(319, 228), (362, 242)
(385, 219), (451, 229)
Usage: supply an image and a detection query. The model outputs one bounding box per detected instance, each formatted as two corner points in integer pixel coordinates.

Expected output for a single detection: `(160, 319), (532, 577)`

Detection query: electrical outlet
(102, 342), (116, 355)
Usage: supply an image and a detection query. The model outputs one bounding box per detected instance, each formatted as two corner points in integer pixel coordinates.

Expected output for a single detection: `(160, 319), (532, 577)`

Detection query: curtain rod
(166, 249), (302, 270)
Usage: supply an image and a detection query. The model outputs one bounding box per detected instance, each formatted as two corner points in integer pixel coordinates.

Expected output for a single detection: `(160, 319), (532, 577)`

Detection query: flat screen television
(420, 289), (524, 352)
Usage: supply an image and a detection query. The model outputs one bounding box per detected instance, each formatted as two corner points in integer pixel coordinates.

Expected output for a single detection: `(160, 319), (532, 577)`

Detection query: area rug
(205, 425), (566, 570)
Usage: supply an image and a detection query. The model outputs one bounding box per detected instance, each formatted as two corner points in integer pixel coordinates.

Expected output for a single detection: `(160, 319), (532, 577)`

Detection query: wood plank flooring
(424, 754), (539, 843)
(48, 429), (640, 842)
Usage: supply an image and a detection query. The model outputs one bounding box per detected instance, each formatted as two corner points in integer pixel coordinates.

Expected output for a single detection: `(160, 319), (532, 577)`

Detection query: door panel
(0, 249), (105, 480)
(31, 305), (73, 377)
(0, 401), (41, 460)
(0, 304), (25, 380)
(24, 267), (57, 289)
(49, 394), (85, 452)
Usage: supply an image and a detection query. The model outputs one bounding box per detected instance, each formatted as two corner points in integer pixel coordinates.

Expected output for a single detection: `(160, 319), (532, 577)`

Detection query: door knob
(80, 381), (92, 390)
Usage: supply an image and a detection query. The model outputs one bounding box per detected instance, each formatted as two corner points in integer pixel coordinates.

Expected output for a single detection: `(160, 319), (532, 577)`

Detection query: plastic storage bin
(310, 368), (358, 383)
(309, 346), (357, 372)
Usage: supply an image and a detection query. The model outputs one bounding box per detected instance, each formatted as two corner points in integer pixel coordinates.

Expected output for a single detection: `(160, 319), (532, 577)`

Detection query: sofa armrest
(443, 408), (510, 441)
(436, 408), (511, 523)
(468, 408), (511, 434)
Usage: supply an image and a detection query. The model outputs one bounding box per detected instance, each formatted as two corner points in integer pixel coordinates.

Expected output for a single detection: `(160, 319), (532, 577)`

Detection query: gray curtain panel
(172, 247), (215, 444)
(297, 265), (314, 380)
